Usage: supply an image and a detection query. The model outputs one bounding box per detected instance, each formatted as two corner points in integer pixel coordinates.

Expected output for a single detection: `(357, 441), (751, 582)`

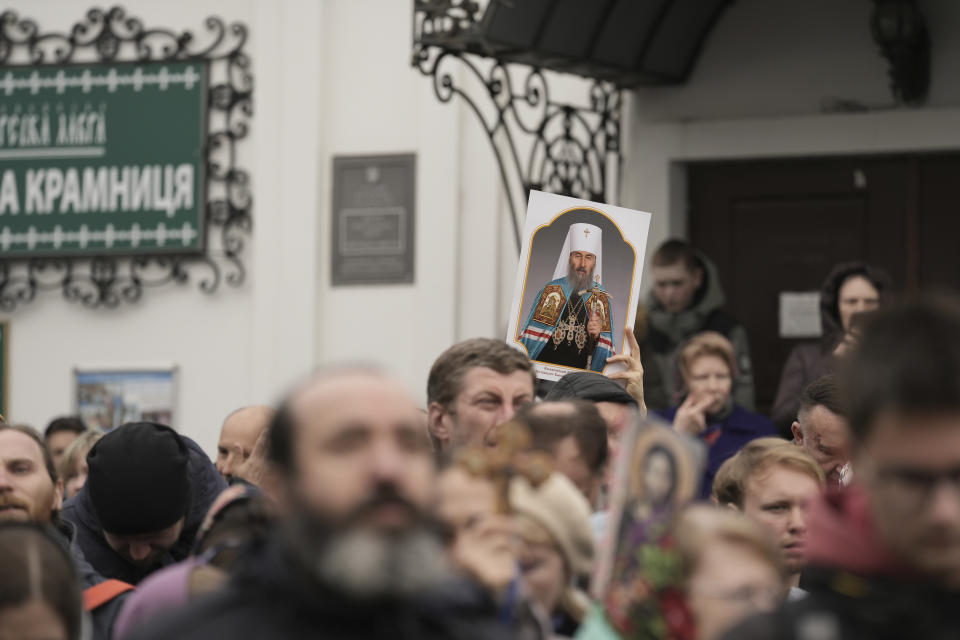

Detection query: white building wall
(315, 0), (461, 399)
(9, 0), (959, 455)
(2, 0), (323, 456)
(1, 0), (519, 453)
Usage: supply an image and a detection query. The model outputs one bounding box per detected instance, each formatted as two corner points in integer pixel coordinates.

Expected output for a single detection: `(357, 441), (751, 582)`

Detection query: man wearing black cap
(62, 422), (226, 584)
(546, 371), (642, 464)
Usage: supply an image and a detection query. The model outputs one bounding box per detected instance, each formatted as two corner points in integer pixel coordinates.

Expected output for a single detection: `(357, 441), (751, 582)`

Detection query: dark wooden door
(688, 154), (959, 415)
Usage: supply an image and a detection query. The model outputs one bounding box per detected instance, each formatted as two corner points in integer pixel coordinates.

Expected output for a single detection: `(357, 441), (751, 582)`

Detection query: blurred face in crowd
(595, 401), (634, 464)
(554, 435), (599, 505)
(517, 528), (567, 616)
(0, 430), (61, 524)
(285, 372), (447, 598)
(436, 467), (516, 595)
(792, 406), (851, 486)
(288, 372), (434, 529)
(837, 275), (880, 333)
(437, 466), (496, 535)
(686, 538), (783, 640)
(103, 518), (185, 567)
(652, 262), (703, 314)
(740, 464), (820, 582)
(686, 355), (733, 415)
(216, 406), (273, 481)
(64, 458), (89, 500)
(432, 367), (534, 451)
(644, 449), (675, 506)
(45, 431), (79, 470)
(856, 411), (960, 587)
(567, 251), (596, 290)
(0, 599), (68, 640)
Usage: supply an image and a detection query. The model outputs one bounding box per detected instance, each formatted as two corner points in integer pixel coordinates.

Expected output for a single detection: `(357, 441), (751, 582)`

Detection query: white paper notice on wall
(779, 292), (822, 338)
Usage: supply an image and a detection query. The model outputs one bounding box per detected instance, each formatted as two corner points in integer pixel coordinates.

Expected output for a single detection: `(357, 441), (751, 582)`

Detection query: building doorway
(687, 153), (960, 414)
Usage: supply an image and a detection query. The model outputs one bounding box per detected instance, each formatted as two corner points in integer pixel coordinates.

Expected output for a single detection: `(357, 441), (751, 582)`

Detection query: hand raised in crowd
(673, 394), (712, 437)
(606, 325), (647, 416)
(587, 309), (602, 339)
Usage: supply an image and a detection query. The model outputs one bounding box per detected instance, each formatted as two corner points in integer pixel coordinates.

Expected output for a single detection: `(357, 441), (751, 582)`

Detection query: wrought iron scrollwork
(412, 1), (622, 249)
(0, 6), (252, 310)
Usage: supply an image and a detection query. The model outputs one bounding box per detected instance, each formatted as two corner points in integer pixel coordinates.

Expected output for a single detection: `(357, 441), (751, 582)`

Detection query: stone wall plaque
(331, 154), (415, 286)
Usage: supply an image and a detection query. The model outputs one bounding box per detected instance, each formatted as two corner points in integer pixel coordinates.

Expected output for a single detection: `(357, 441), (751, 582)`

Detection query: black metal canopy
(416, 0), (733, 88)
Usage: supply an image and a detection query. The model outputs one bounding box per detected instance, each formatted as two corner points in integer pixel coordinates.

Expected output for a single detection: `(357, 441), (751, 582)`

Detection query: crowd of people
(1, 238), (958, 639)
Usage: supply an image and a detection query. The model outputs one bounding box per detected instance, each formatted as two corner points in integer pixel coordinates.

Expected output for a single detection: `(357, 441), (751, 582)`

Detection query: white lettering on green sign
(3, 165), (193, 217)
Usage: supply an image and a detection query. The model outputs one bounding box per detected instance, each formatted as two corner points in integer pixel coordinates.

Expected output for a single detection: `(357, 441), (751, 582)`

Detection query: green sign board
(0, 61), (207, 257)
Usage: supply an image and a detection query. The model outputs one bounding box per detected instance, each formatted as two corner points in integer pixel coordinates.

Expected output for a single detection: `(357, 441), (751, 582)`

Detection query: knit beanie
(87, 422), (190, 536)
(510, 472), (594, 577)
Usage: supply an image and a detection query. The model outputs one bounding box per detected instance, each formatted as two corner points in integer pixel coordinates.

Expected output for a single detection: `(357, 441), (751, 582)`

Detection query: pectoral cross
(454, 421), (553, 513)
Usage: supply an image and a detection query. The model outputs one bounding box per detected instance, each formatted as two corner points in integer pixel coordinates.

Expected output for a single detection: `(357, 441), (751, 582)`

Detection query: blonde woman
(58, 430), (101, 500)
(511, 472), (595, 638)
(655, 332), (776, 498)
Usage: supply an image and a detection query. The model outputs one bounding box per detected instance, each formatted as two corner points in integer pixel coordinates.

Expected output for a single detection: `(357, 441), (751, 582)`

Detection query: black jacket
(723, 567), (960, 640)
(61, 434), (226, 584)
(127, 540), (511, 640)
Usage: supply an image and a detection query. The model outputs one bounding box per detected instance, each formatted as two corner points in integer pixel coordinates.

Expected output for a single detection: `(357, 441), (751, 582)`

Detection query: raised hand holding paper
(506, 191), (651, 382)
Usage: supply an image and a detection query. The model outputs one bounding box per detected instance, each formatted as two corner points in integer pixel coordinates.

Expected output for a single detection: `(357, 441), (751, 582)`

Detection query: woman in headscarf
(771, 262), (893, 433)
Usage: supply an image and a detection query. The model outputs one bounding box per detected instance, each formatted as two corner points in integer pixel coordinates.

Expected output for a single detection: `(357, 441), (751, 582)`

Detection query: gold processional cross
(454, 422), (553, 514)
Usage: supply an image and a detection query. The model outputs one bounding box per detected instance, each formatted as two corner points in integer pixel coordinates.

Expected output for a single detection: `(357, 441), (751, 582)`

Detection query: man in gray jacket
(637, 239), (755, 411)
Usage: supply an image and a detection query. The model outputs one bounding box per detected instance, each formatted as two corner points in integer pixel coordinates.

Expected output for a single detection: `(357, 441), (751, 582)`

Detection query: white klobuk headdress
(551, 223), (603, 287)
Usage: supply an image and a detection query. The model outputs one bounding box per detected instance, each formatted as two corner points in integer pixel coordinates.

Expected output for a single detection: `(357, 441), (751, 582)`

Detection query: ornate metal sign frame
(0, 6), (252, 310)
(412, 0), (622, 250)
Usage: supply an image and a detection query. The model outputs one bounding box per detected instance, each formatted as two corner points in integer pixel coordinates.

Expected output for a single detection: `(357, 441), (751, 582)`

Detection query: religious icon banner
(506, 190), (651, 382)
(592, 418), (705, 639)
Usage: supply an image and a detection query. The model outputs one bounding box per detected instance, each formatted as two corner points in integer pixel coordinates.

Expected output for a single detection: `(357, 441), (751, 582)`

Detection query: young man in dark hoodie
(61, 421), (226, 585)
(637, 239), (754, 412)
(0, 422), (128, 640)
(724, 297), (960, 639)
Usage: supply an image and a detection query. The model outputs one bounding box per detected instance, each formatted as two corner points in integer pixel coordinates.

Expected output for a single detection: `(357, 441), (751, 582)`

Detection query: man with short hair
(515, 400), (609, 505)
(62, 422), (226, 584)
(0, 422), (128, 639)
(519, 223), (615, 371)
(129, 368), (502, 640)
(1, 424), (62, 525)
(215, 405), (275, 482)
(790, 375), (851, 487)
(637, 239), (754, 410)
(427, 338), (535, 456)
(545, 371), (640, 464)
(713, 438), (825, 593)
(725, 298), (960, 638)
(44, 415), (87, 469)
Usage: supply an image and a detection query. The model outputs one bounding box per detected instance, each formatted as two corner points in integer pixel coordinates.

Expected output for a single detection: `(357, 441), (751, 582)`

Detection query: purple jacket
(657, 404), (777, 499)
